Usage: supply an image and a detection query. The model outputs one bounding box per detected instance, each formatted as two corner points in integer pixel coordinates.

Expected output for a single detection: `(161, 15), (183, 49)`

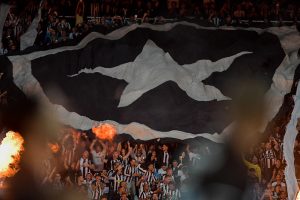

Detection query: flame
(296, 191), (300, 200)
(0, 131), (24, 178)
(48, 142), (60, 153)
(92, 123), (117, 141)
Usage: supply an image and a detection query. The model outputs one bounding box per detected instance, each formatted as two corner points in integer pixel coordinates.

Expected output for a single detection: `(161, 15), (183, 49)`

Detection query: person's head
(120, 193), (128, 200)
(278, 170), (284, 178)
(117, 165), (123, 174)
(148, 164), (154, 172)
(95, 173), (101, 181)
(162, 144), (168, 152)
(77, 175), (84, 184)
(149, 144), (155, 151)
(166, 168), (173, 176)
(161, 164), (167, 171)
(275, 159), (281, 167)
(275, 185), (281, 193)
(86, 173), (93, 180)
(80, 139), (87, 148)
(118, 186), (126, 194)
(143, 182), (150, 192)
(252, 156), (258, 164)
(172, 160), (178, 167)
(102, 169), (107, 175)
(100, 196), (108, 200)
(82, 150), (89, 158)
(265, 142), (272, 150)
(113, 151), (119, 159)
(121, 148), (126, 156)
(129, 158), (136, 167)
(96, 145), (102, 153)
(152, 193), (159, 200)
(276, 174), (282, 182)
(163, 175), (172, 184)
(120, 181), (127, 188)
(114, 162), (120, 171)
(266, 183), (272, 190)
(248, 168), (256, 178)
(151, 151), (157, 157)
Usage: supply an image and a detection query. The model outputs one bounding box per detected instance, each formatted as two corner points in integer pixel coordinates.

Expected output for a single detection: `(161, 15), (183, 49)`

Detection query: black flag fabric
(2, 22), (299, 142)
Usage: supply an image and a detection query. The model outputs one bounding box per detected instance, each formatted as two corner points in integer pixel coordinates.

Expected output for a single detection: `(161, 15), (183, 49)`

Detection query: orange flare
(92, 123), (117, 141)
(0, 131), (24, 178)
(48, 142), (60, 153)
(296, 191), (300, 200)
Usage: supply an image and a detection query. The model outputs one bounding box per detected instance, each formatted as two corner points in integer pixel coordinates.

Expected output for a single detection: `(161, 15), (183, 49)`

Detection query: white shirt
(91, 150), (105, 166)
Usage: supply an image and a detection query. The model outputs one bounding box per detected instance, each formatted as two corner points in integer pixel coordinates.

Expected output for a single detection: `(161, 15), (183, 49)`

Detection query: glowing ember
(0, 131), (24, 179)
(92, 123), (117, 141)
(48, 142), (60, 153)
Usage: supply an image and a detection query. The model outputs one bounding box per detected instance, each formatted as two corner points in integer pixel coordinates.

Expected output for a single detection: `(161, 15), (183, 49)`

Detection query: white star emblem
(70, 40), (251, 107)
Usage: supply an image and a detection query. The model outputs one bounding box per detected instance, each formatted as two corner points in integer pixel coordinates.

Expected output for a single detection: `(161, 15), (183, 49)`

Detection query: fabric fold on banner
(283, 79), (300, 200)
(20, 0), (43, 51)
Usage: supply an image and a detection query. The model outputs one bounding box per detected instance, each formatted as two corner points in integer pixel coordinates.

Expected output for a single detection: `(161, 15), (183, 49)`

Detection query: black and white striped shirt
(163, 152), (170, 167)
(63, 148), (75, 166)
(91, 184), (103, 200)
(111, 174), (125, 192)
(139, 181), (147, 196)
(159, 183), (169, 199)
(120, 155), (129, 166)
(110, 158), (121, 170)
(139, 190), (153, 199)
(166, 189), (181, 200)
(144, 171), (156, 184)
(124, 165), (136, 183)
(79, 157), (91, 178)
(263, 150), (276, 169)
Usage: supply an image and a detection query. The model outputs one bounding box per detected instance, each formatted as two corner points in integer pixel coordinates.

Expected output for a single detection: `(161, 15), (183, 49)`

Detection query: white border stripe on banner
(284, 82), (300, 200)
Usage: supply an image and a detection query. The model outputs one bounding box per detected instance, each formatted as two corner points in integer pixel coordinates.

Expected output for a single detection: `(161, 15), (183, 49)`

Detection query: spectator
(76, 0), (85, 25)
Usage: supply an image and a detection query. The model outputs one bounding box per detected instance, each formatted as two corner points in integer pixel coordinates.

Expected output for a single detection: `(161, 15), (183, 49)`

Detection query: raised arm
(140, 144), (146, 158)
(98, 139), (107, 152)
(90, 139), (97, 152)
(61, 133), (71, 153)
(117, 142), (122, 153)
(47, 166), (57, 184)
(123, 142), (132, 160)
(186, 144), (190, 153)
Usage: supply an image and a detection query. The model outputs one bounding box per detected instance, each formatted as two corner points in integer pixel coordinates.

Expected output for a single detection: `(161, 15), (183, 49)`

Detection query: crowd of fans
(1, 0), (300, 54)
(243, 126), (288, 200)
(242, 86), (299, 200)
(40, 116), (294, 200)
(42, 128), (205, 200)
